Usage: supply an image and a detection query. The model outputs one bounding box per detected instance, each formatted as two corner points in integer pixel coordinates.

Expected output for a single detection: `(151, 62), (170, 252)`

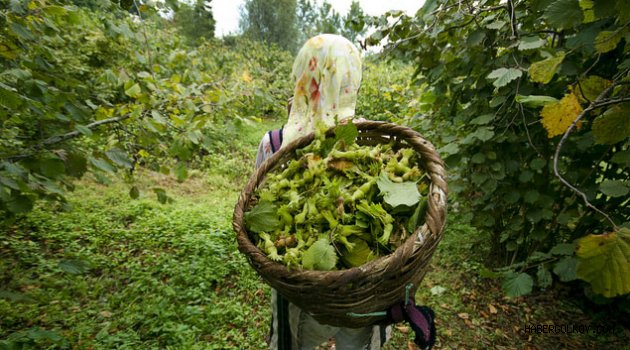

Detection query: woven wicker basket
(233, 121), (447, 328)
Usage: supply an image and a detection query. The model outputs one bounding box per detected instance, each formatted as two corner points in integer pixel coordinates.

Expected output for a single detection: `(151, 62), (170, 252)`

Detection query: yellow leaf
(241, 71), (252, 83)
(540, 93), (583, 138)
(528, 52), (565, 84)
(576, 229), (630, 298)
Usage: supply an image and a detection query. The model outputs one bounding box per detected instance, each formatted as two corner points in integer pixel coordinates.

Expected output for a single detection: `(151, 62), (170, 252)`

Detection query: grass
(1, 119), (628, 349)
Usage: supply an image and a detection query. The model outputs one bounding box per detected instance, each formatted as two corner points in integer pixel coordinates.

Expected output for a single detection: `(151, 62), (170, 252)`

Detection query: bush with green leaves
(369, 0), (630, 299)
(0, 0), (292, 216)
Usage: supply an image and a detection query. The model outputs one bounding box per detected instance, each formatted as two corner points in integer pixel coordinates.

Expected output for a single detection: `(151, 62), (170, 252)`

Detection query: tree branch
(592, 96), (630, 109)
(1, 114), (131, 161)
(41, 115), (131, 146)
(552, 84), (619, 230)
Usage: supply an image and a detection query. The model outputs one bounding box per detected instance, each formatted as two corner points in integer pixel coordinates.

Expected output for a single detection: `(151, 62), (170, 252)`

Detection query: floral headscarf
(282, 34), (362, 147)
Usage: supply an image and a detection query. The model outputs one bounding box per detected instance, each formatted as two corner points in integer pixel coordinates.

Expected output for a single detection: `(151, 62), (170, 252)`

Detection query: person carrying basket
(253, 34), (437, 350)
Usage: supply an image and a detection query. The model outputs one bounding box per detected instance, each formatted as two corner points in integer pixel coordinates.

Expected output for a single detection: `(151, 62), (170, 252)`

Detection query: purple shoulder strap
(268, 128), (283, 154)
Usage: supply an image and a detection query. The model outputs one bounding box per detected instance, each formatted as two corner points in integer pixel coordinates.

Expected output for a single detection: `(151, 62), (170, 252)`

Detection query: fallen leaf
(396, 325), (410, 334)
(99, 310), (112, 318)
(488, 304), (498, 314)
(458, 312), (470, 320)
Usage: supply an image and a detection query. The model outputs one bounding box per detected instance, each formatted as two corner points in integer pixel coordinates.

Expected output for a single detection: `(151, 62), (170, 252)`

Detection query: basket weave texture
(233, 121), (448, 328)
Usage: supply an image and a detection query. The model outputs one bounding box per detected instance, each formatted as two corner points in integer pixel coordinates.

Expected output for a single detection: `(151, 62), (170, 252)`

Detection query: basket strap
(387, 301), (436, 350)
(269, 128), (284, 153)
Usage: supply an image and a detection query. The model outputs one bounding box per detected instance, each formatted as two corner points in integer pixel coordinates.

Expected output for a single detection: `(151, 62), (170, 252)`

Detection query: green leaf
(376, 172), (421, 208)
(58, 259), (89, 275)
(302, 238), (337, 271)
(406, 200), (427, 233)
(129, 186), (139, 199)
(106, 148), (133, 169)
(523, 190), (540, 204)
(593, 0), (616, 18)
(90, 157), (116, 173)
(543, 0), (583, 29)
(599, 180), (629, 197)
(7, 194), (32, 213)
(530, 158), (547, 170)
(528, 52), (565, 84)
(594, 30), (625, 54)
(75, 124), (93, 136)
(244, 201), (282, 233)
(611, 150), (630, 167)
(64, 153), (87, 177)
(616, 0), (630, 22)
(471, 153), (486, 164)
(470, 114), (494, 125)
(10, 22), (36, 41)
(341, 238), (376, 268)
(0, 175), (19, 190)
(153, 188), (171, 204)
(502, 272), (534, 297)
(553, 257), (578, 282)
(470, 127), (495, 142)
(576, 229), (630, 297)
(3, 68), (31, 80)
(40, 157), (66, 178)
(124, 83), (142, 98)
(151, 110), (168, 125)
(485, 20), (506, 30)
(550, 243), (576, 256)
(592, 105), (630, 145)
(515, 95), (558, 107)
(518, 36), (546, 51)
(438, 143), (459, 155)
(519, 170), (534, 183)
(0, 86), (22, 109)
(486, 68), (522, 88)
(537, 265), (553, 289)
(334, 122), (358, 146)
(174, 164), (188, 182)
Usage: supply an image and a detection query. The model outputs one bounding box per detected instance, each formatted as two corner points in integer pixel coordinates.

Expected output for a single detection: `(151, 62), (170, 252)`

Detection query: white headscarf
(282, 34), (362, 147)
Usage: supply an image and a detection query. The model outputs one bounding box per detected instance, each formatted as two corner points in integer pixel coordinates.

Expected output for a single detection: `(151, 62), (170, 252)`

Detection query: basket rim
(233, 120), (448, 280)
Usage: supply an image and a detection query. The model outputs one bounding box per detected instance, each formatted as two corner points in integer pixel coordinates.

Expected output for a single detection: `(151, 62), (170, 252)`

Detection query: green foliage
(369, 0), (630, 298)
(173, 0), (216, 44)
(239, 0), (299, 51)
(0, 0), (292, 217)
(341, 1), (367, 43)
(0, 174), (270, 349)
